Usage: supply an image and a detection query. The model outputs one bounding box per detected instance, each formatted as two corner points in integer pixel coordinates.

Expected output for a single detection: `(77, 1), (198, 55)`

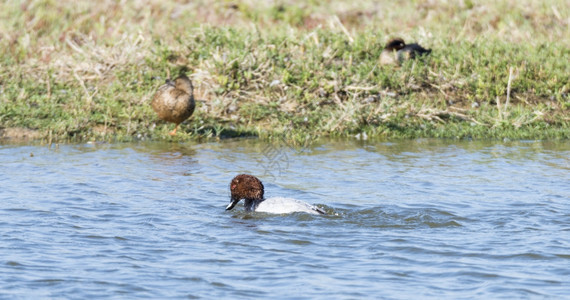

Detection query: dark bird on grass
(151, 74), (195, 136)
(380, 38), (431, 66)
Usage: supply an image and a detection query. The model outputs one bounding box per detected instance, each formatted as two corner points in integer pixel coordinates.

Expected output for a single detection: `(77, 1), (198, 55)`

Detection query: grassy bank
(0, 0), (568, 142)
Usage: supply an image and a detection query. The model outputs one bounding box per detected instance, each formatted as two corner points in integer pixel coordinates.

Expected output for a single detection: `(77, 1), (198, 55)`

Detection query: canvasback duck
(380, 38), (431, 65)
(226, 174), (325, 215)
(151, 74), (196, 135)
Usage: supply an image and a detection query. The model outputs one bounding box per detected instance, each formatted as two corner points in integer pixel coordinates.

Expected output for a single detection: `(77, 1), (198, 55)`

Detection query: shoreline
(1, 123), (568, 144)
(1, 1), (568, 143)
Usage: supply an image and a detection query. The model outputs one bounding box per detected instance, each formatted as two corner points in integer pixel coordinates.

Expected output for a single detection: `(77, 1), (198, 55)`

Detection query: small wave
(337, 205), (466, 229)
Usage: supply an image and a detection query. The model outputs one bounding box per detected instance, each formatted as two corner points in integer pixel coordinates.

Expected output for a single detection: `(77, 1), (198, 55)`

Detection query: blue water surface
(1, 139), (569, 299)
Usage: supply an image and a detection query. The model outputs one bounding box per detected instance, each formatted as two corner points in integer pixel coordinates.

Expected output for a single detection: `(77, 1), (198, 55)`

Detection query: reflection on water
(0, 139), (569, 299)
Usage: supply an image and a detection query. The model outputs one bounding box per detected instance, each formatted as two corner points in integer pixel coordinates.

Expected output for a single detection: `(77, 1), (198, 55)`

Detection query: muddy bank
(0, 127), (42, 141)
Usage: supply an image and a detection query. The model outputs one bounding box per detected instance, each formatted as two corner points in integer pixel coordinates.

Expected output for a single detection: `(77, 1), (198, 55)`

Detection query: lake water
(1, 139), (569, 299)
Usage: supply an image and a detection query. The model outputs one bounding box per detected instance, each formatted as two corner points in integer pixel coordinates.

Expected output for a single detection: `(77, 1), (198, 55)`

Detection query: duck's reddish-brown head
(227, 174), (265, 210)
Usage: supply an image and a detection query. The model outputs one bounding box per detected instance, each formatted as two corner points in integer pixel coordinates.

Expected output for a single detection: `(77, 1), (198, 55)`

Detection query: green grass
(0, 0), (568, 142)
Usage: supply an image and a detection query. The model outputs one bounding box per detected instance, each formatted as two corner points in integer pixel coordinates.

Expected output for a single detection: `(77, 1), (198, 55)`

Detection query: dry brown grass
(0, 0), (568, 141)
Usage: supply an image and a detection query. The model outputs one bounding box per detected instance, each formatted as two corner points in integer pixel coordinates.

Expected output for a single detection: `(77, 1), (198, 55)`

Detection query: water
(1, 139), (569, 299)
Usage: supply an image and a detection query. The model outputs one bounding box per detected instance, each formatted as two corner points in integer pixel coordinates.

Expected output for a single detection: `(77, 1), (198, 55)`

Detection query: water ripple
(0, 140), (569, 298)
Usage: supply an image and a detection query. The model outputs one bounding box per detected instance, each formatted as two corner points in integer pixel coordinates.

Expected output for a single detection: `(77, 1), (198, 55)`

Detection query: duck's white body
(252, 197), (324, 215)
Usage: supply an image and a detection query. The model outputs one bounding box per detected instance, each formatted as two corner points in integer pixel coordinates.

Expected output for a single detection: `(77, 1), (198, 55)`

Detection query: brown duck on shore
(380, 38), (431, 65)
(151, 74), (195, 136)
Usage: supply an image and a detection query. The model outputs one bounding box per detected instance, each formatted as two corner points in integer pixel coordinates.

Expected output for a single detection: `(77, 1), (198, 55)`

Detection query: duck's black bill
(313, 206), (326, 215)
(226, 199), (239, 210)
